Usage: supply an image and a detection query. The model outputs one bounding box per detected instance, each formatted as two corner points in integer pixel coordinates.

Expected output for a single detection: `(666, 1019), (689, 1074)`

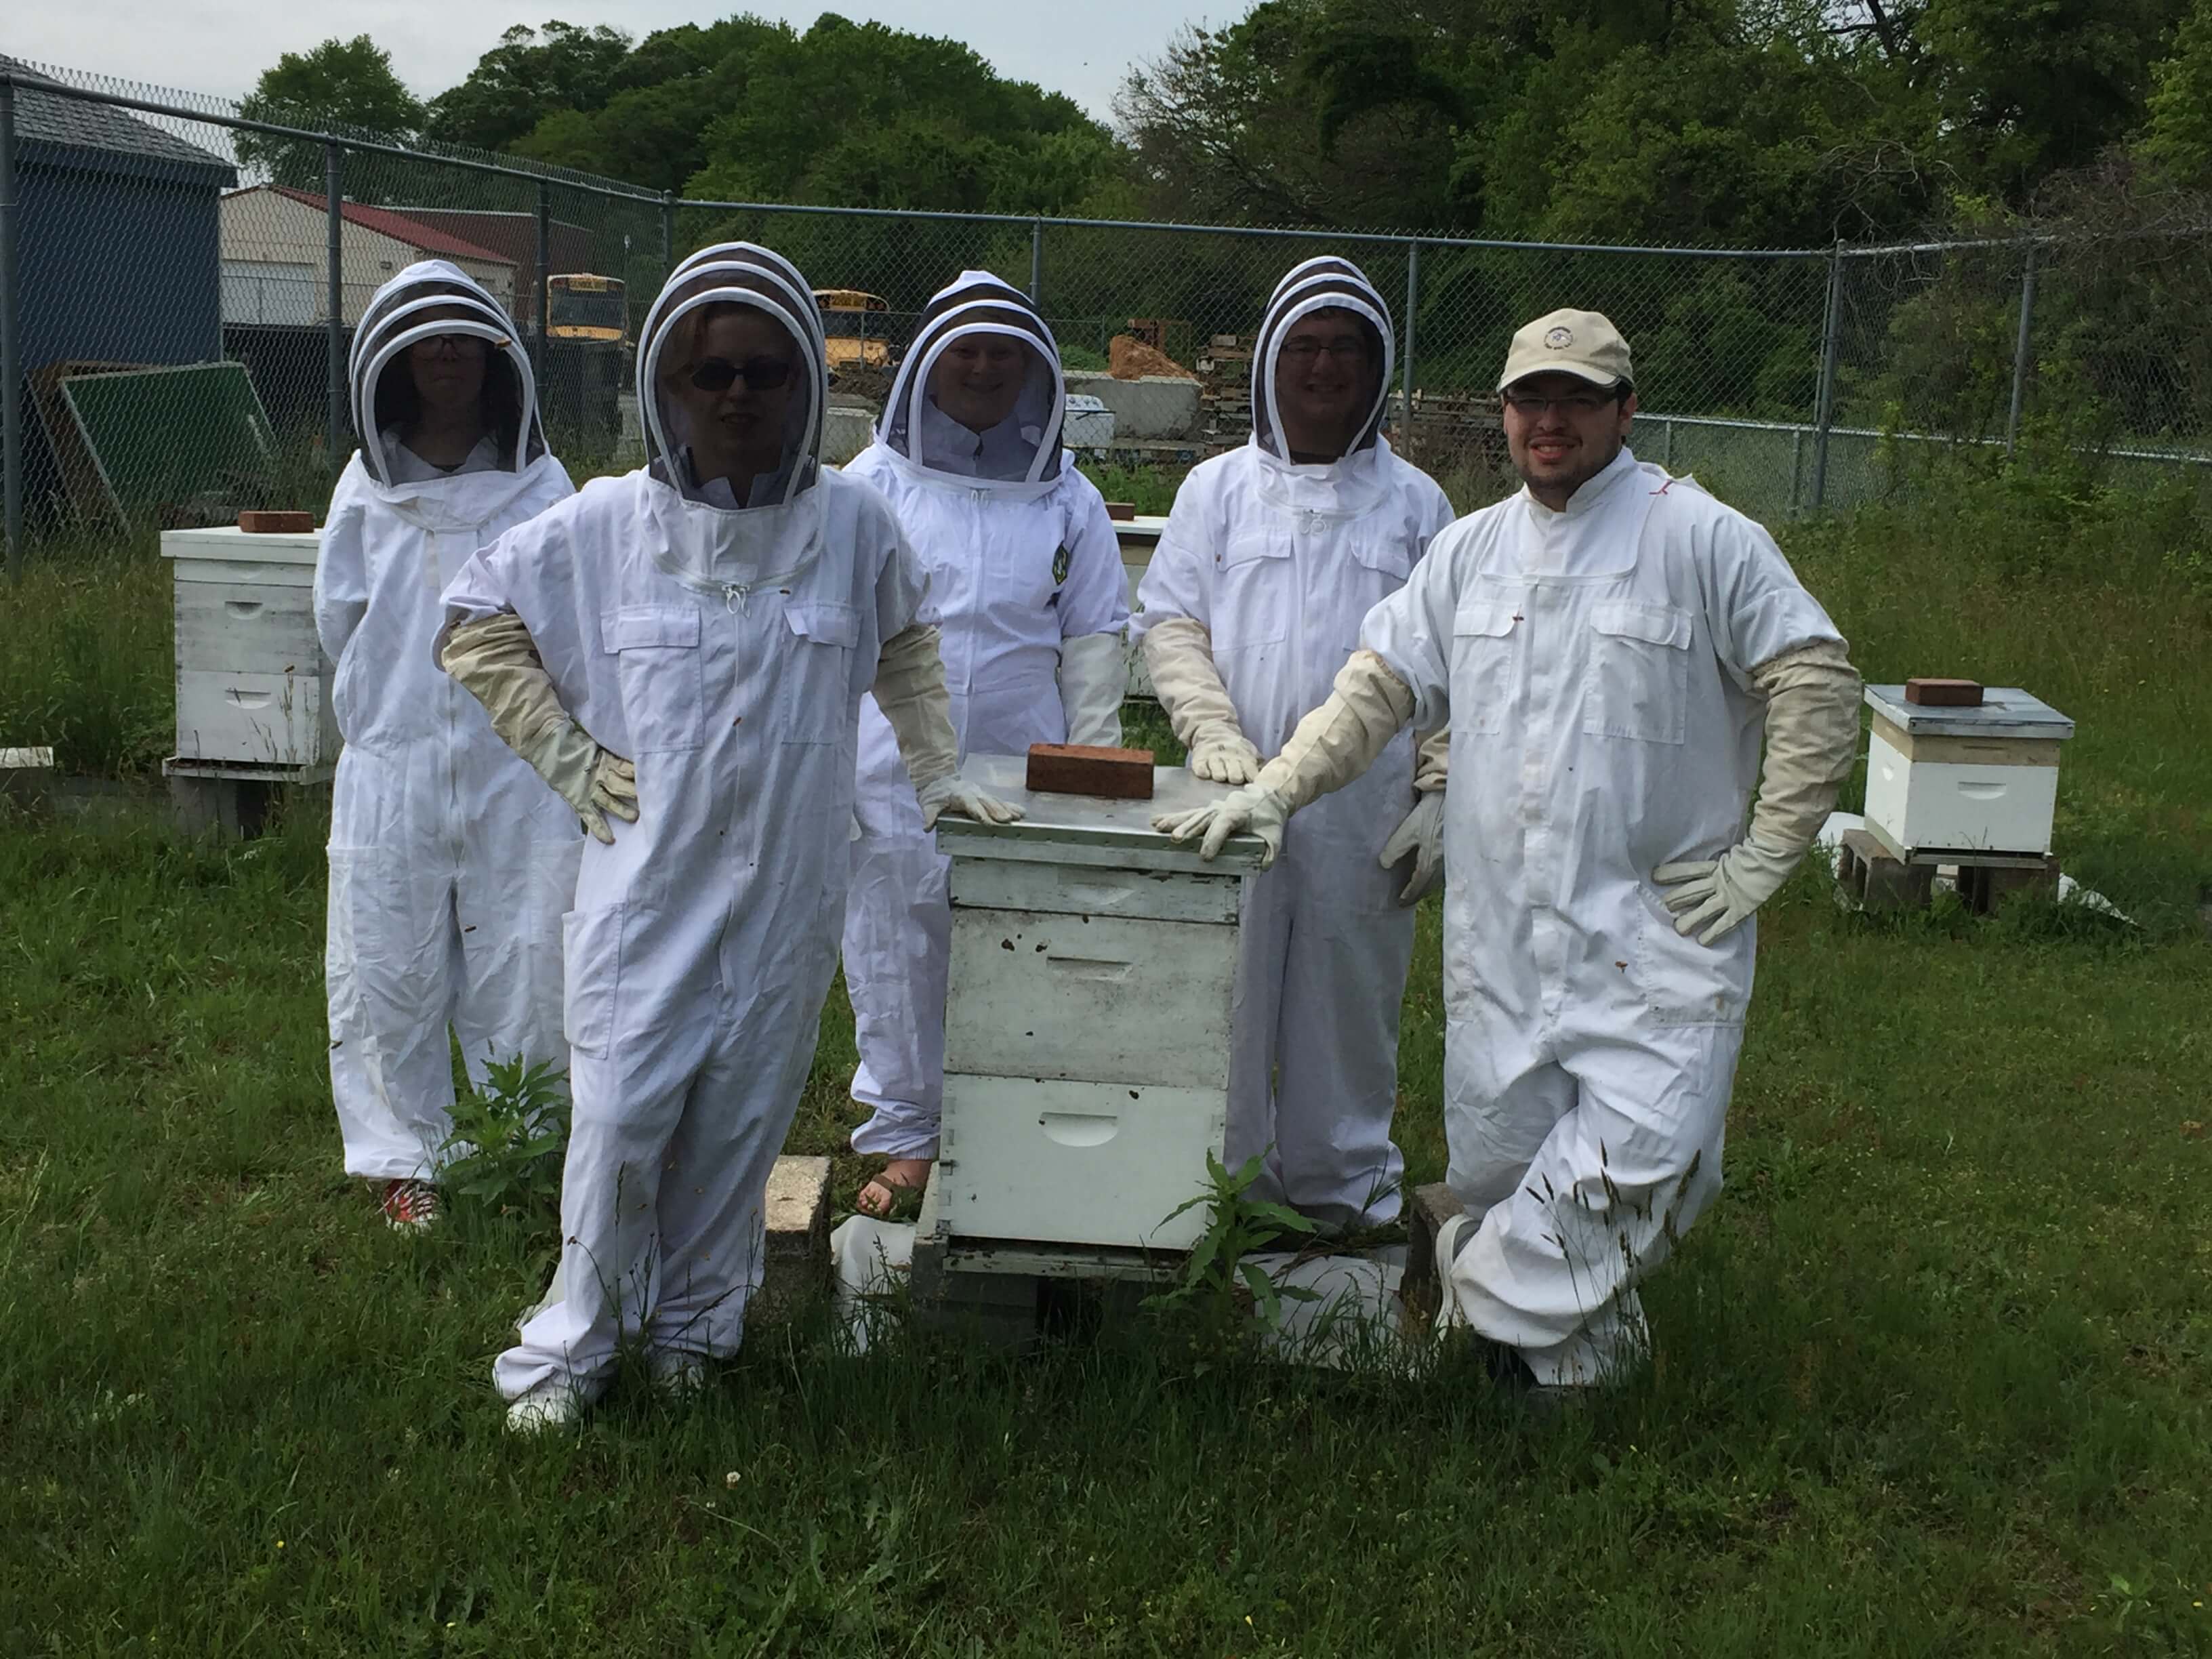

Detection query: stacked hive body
(927, 753), (1267, 1258)
(163, 524), (335, 773)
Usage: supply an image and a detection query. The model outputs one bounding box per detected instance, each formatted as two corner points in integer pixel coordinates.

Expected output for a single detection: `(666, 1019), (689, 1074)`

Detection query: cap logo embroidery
(1544, 326), (1574, 349)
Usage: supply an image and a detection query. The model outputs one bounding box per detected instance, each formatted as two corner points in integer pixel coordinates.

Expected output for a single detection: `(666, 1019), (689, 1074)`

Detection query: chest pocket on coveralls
(1340, 531), (1413, 653)
(1584, 600), (1692, 745)
(1450, 600), (1519, 735)
(1210, 529), (1292, 651)
(605, 606), (704, 752)
(781, 600), (859, 745)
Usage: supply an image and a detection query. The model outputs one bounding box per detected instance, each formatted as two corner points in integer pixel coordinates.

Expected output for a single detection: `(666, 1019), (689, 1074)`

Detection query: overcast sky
(6, 1), (1226, 121)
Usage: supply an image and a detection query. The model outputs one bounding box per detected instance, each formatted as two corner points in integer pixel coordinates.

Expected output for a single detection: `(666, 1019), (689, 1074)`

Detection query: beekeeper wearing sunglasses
(437, 243), (1018, 1430)
(1134, 257), (1454, 1230)
(839, 270), (1128, 1216)
(1158, 308), (1861, 1389)
(314, 261), (577, 1235)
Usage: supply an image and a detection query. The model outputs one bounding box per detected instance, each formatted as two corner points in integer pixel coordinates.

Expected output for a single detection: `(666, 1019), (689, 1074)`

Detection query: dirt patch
(1109, 335), (1196, 381)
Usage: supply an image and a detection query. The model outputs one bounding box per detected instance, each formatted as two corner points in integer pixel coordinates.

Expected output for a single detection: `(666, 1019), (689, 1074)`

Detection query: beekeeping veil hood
(637, 243), (825, 510)
(879, 269), (1064, 494)
(1253, 255), (1395, 464)
(349, 260), (544, 488)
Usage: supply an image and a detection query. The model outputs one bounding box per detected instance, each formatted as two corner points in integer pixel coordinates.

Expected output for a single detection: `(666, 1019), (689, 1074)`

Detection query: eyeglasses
(690, 356), (794, 392)
(410, 332), (490, 354)
(1279, 337), (1370, 363)
(1502, 390), (1618, 416)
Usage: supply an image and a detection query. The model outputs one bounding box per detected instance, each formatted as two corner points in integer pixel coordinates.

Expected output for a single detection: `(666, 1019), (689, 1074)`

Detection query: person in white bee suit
(840, 270), (1129, 1215)
(436, 243), (1019, 1430)
(314, 260), (579, 1233)
(1134, 257), (1454, 1229)
(1159, 309), (1862, 1387)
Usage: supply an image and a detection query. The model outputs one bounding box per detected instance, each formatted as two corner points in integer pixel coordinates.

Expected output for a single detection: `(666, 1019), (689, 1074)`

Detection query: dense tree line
(241, 2), (2212, 243)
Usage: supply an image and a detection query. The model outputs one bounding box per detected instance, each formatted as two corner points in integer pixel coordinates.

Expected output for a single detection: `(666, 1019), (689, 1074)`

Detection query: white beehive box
(161, 525), (337, 770)
(1862, 684), (2074, 861)
(933, 753), (1267, 1254)
(1062, 392), (1118, 447)
(1114, 514), (1169, 701)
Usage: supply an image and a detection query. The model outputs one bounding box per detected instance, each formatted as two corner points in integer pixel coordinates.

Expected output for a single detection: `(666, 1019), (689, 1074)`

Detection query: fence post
(659, 190), (675, 278)
(1401, 242), (1420, 453)
(2006, 242), (2038, 458)
(1809, 240), (1843, 510)
(325, 144), (344, 476)
(1, 77), (22, 579)
(535, 180), (552, 382)
(1029, 218), (1044, 305)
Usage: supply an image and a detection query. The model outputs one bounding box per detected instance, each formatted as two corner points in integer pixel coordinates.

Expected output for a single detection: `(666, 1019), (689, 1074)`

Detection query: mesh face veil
(349, 261), (543, 487)
(1252, 256), (1396, 463)
(878, 270), (1065, 490)
(635, 243), (827, 508)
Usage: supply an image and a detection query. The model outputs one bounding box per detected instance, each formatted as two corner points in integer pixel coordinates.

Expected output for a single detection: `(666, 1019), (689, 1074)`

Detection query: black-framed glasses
(1279, 337), (1370, 362)
(1502, 389), (1618, 416)
(690, 356), (794, 392)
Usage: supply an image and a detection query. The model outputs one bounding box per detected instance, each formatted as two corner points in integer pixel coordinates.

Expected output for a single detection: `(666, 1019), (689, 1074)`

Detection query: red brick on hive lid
(1025, 743), (1155, 800)
(1904, 678), (1984, 707)
(239, 510), (315, 534)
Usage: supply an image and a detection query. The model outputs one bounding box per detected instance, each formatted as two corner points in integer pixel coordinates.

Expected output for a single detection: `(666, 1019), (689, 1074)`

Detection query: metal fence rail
(5, 57), (2211, 576)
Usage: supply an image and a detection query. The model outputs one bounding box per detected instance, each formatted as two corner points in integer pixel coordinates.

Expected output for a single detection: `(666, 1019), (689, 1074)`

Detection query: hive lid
(938, 752), (1271, 872)
(161, 525), (322, 561)
(1864, 684), (2074, 739)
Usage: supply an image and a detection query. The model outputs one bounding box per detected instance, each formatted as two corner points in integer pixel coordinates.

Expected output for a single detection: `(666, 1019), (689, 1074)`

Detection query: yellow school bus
(815, 289), (892, 372)
(548, 273), (628, 344)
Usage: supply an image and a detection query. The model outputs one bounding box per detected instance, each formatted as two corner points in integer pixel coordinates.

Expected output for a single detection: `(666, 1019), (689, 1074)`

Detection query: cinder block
(0, 747), (56, 813)
(752, 1154), (830, 1322)
(1957, 857), (2061, 915)
(1838, 827), (1935, 914)
(1025, 743), (1155, 800)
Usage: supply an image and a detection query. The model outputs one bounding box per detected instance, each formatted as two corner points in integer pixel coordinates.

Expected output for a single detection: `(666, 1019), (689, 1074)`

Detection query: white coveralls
(1361, 445), (1845, 1382)
(441, 246), (931, 1401)
(1134, 258), (1453, 1227)
(842, 270), (1129, 1159)
(316, 260), (579, 1183)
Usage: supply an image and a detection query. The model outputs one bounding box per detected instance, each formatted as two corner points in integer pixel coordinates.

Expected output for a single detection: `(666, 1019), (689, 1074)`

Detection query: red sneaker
(380, 1179), (441, 1231)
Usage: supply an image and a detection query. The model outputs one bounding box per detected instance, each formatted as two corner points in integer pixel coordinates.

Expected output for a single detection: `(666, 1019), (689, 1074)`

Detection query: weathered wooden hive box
(161, 525), (337, 769)
(932, 753), (1267, 1255)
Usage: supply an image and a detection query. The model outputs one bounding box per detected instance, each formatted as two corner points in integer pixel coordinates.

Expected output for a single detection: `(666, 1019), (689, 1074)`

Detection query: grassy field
(2, 467), (2209, 1654)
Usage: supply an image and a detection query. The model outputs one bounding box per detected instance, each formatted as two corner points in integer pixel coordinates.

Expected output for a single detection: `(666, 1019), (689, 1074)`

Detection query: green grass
(3, 472), (2210, 1653)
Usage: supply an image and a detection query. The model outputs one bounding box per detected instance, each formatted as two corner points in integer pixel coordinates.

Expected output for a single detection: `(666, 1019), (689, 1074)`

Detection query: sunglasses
(689, 355), (795, 392)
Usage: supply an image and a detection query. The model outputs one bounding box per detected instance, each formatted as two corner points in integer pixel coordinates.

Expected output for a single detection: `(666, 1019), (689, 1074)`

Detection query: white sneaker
(504, 1386), (582, 1435)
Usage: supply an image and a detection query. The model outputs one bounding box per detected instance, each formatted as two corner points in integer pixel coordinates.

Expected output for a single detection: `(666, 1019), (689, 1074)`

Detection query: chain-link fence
(7, 57), (2212, 573)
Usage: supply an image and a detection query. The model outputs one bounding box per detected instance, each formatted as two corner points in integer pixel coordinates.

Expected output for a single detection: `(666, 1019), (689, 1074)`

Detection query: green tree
(237, 35), (424, 188)
(421, 21), (633, 152)
(2139, 0), (2212, 187)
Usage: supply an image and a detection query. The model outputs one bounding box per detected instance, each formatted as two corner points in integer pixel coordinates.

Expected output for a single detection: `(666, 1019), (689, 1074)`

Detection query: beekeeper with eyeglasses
(1157, 308), (1862, 1389)
(314, 261), (577, 1235)
(838, 269), (1128, 1218)
(1133, 257), (1454, 1231)
(436, 243), (1018, 1431)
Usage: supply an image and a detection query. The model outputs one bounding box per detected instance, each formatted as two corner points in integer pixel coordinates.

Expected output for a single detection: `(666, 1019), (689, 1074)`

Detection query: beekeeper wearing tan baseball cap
(1157, 303), (1864, 1396)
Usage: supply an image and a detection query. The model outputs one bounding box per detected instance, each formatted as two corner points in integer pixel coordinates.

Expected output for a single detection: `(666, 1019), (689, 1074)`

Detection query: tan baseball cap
(1497, 308), (1633, 392)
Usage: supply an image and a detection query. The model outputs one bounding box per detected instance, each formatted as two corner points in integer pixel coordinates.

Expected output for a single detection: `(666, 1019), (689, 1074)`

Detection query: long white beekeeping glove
(1143, 617), (1261, 783)
(1654, 638), (1862, 944)
(874, 623), (1023, 830)
(1153, 649), (1415, 867)
(1378, 726), (1452, 905)
(1058, 630), (1126, 749)
(438, 612), (638, 844)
